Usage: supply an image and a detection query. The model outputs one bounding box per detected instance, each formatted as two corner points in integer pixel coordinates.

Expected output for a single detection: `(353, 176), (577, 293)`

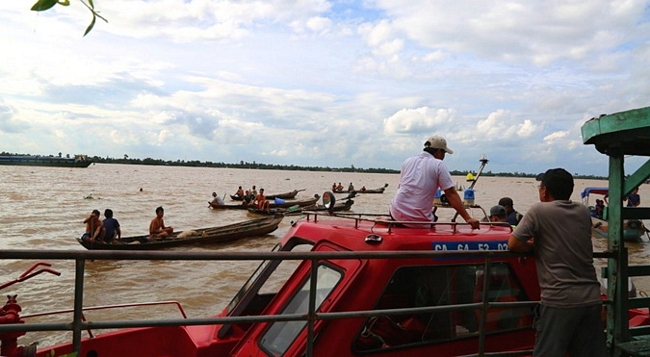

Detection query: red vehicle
(1, 210), (643, 357)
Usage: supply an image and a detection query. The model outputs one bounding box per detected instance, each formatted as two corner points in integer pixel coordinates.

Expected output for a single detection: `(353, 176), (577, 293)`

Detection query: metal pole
(72, 258), (86, 353)
(306, 258), (318, 356)
(477, 257), (492, 357)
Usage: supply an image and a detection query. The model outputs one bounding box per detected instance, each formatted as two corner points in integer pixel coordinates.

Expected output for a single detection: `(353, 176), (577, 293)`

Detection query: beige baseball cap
(424, 135), (453, 154)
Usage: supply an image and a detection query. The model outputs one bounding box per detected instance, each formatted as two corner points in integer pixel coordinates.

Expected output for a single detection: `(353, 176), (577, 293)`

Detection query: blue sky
(1, 0), (650, 176)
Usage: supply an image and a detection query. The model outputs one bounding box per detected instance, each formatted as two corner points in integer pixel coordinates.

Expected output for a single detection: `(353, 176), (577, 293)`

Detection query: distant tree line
(0, 151), (605, 179)
(86, 155), (606, 179)
(89, 156), (400, 173)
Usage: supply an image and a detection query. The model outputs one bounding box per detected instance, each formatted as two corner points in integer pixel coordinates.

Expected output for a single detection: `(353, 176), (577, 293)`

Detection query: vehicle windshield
(226, 243), (281, 314)
(219, 238), (314, 338)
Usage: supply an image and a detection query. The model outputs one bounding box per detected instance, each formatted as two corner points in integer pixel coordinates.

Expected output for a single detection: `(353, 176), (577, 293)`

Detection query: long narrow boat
(0, 154), (91, 168)
(210, 194), (320, 210)
(303, 199), (354, 212)
(334, 183), (389, 194)
(230, 189), (304, 201)
(75, 214), (283, 250)
(247, 198), (354, 215)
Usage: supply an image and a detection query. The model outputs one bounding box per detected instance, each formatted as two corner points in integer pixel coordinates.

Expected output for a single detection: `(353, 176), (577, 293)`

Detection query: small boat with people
(247, 192), (355, 215)
(353, 183), (389, 194)
(210, 194), (321, 210)
(332, 183), (389, 194)
(303, 197), (354, 212)
(75, 214), (284, 250)
(581, 187), (648, 242)
(230, 189), (305, 201)
(0, 154), (91, 168)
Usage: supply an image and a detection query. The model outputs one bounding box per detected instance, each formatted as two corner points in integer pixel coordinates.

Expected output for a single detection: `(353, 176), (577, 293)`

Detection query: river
(0, 163), (648, 347)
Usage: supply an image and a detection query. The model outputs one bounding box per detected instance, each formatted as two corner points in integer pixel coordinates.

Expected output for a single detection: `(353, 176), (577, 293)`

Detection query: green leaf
(57, 0), (71, 6)
(83, 14), (96, 37)
(31, 0), (58, 11)
(88, 0), (94, 9)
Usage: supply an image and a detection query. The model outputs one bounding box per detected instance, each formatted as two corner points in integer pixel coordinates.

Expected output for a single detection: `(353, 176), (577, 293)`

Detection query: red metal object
(0, 295), (27, 357)
(0, 262), (60, 357)
(0, 262), (61, 291)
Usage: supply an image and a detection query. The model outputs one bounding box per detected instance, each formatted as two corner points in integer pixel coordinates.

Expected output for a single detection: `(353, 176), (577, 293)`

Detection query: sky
(1, 1), (650, 176)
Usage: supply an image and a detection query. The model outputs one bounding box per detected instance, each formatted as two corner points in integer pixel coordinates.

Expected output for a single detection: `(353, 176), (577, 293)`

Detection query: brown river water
(1, 163), (649, 347)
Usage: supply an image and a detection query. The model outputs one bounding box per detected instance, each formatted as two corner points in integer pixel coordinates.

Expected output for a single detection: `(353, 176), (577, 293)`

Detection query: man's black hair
(536, 168), (574, 200)
(423, 147), (442, 156)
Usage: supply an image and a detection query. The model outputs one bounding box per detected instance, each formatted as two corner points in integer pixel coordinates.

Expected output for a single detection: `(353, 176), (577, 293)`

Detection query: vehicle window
(260, 264), (342, 356)
(353, 263), (533, 352)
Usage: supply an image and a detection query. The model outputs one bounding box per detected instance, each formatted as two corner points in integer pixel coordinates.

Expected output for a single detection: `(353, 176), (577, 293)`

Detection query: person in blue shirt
(102, 209), (121, 243)
(625, 187), (641, 207)
(498, 197), (523, 226)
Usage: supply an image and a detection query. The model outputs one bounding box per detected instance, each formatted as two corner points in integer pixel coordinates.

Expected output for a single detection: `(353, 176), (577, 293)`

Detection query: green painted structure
(582, 106), (650, 356)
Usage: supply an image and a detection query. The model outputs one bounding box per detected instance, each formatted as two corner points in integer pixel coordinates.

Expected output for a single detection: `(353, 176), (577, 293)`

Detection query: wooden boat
(0, 154), (91, 168)
(352, 183), (389, 194)
(210, 194), (320, 210)
(581, 187), (647, 242)
(303, 199), (354, 212)
(230, 189), (304, 201)
(248, 198), (354, 215)
(75, 214), (283, 250)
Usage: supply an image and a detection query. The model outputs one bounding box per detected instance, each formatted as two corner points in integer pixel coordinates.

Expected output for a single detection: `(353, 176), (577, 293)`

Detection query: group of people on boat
(332, 182), (365, 193)
(227, 185), (271, 210)
(589, 187), (640, 220)
(82, 206), (174, 243)
(332, 182), (348, 192)
(82, 209), (121, 243)
(231, 185), (258, 204)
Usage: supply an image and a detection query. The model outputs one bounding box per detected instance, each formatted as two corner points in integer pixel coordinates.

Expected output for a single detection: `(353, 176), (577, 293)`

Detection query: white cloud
(383, 107), (456, 134)
(544, 131), (569, 142)
(0, 0), (648, 176)
(475, 110), (540, 140)
(306, 16), (332, 33)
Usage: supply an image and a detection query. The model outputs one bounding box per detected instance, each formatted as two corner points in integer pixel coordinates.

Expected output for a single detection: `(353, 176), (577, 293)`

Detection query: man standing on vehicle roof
(508, 168), (606, 357)
(389, 135), (480, 229)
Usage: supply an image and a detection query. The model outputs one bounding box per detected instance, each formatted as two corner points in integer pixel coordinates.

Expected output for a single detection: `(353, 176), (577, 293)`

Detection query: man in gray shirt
(508, 168), (606, 357)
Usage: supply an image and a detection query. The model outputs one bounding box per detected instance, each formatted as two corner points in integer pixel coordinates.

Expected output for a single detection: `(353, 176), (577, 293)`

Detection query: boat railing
(0, 249), (614, 356)
(301, 211), (511, 233)
(20, 301), (188, 339)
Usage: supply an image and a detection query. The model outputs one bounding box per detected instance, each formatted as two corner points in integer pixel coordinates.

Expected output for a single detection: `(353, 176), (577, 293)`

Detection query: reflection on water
(1, 163), (649, 346)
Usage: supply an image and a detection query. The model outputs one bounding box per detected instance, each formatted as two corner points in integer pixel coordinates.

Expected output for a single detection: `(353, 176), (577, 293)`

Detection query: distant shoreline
(89, 158), (607, 180)
(1, 152), (607, 179)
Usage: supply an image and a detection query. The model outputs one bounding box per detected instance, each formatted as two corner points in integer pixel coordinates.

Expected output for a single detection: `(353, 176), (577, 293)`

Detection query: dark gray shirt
(513, 200), (601, 307)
